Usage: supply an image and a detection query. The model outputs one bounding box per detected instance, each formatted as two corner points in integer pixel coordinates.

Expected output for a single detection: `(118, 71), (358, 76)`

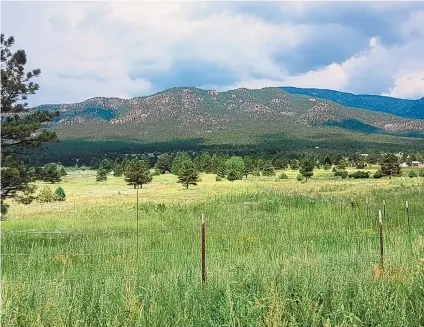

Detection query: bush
(373, 170), (384, 179)
(38, 186), (54, 203)
(252, 169), (261, 177)
(408, 170), (418, 178)
(215, 176), (222, 182)
(334, 169), (348, 178)
(323, 164), (331, 171)
(279, 173), (288, 179)
(53, 186), (66, 201)
(152, 168), (161, 176)
(419, 169), (424, 178)
(296, 173), (304, 181)
(348, 171), (370, 179)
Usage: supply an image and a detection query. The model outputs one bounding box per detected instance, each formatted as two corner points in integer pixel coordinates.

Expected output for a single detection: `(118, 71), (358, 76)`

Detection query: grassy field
(1, 168), (424, 326)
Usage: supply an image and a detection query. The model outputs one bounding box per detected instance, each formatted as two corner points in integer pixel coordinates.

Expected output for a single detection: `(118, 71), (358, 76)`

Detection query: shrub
(348, 171), (370, 179)
(323, 164), (331, 171)
(419, 169), (424, 178)
(252, 169), (261, 177)
(279, 173), (288, 179)
(373, 170), (384, 179)
(38, 186), (54, 203)
(216, 176), (222, 182)
(53, 186), (66, 201)
(296, 173), (304, 181)
(408, 170), (418, 178)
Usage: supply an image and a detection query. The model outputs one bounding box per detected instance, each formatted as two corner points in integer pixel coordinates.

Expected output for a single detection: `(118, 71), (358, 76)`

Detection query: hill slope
(281, 87), (424, 119)
(34, 87), (424, 155)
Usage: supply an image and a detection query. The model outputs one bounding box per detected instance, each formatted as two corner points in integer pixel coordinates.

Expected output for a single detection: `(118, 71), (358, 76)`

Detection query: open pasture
(1, 169), (424, 326)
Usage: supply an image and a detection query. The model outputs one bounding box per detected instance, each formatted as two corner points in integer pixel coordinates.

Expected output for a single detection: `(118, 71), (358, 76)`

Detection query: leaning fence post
(406, 201), (411, 236)
(201, 212), (206, 288)
(378, 210), (384, 271)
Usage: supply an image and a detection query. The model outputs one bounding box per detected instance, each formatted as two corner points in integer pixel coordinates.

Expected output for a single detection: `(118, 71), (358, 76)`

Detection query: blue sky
(1, 1), (424, 105)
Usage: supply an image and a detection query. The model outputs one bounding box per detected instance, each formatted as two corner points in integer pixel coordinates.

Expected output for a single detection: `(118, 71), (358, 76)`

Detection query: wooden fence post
(383, 200), (386, 219)
(406, 200), (411, 236)
(378, 210), (384, 271)
(201, 212), (206, 288)
(366, 198), (369, 218)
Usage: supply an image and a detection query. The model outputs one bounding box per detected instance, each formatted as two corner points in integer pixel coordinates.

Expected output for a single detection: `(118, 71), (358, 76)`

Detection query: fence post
(201, 212), (206, 288)
(406, 200), (411, 236)
(383, 200), (386, 219)
(366, 198), (369, 218)
(378, 210), (384, 271)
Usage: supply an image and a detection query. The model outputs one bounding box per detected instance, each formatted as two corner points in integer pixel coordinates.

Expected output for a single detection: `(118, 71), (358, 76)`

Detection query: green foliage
(356, 159), (366, 169)
(41, 163), (62, 183)
(336, 159), (347, 170)
(53, 186), (66, 201)
(348, 171), (370, 179)
(96, 168), (108, 182)
(324, 155), (332, 166)
(299, 158), (314, 181)
(334, 170), (348, 178)
(1, 34), (58, 216)
(194, 152), (212, 173)
(252, 169), (261, 177)
(215, 176), (222, 182)
(419, 169), (424, 178)
(290, 159), (299, 171)
(225, 156), (245, 181)
(176, 159), (199, 189)
(37, 186), (53, 203)
(373, 170), (384, 179)
(323, 163), (331, 171)
(408, 170), (418, 178)
(243, 156), (255, 177)
(152, 168), (161, 176)
(155, 154), (172, 174)
(262, 161), (276, 177)
(113, 163), (123, 177)
(296, 173), (304, 181)
(59, 167), (67, 176)
(124, 159), (152, 188)
(171, 152), (192, 175)
(99, 159), (113, 174)
(380, 153), (402, 178)
(279, 172), (288, 179)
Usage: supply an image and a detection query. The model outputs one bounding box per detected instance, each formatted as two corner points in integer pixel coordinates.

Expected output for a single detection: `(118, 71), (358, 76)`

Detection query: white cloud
(383, 70), (424, 99)
(369, 37), (378, 47)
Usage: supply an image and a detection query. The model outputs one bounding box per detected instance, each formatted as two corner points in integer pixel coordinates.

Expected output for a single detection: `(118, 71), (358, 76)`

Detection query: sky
(1, 1), (424, 106)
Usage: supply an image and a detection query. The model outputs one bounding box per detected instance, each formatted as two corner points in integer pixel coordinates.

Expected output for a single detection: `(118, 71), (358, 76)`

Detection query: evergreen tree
(37, 186), (54, 203)
(408, 170), (417, 178)
(42, 163), (62, 183)
(99, 159), (113, 174)
(113, 163), (124, 177)
(225, 156), (245, 180)
(336, 159), (347, 170)
(290, 159), (299, 171)
(323, 163), (331, 171)
(262, 161), (276, 177)
(124, 159), (152, 188)
(273, 158), (284, 170)
(419, 169), (424, 178)
(324, 155), (332, 166)
(227, 169), (240, 182)
(380, 153), (402, 179)
(53, 186), (66, 201)
(1, 34), (59, 216)
(96, 168), (108, 182)
(171, 152), (192, 175)
(299, 158), (314, 182)
(176, 160), (200, 189)
(243, 156), (255, 177)
(155, 153), (172, 174)
(59, 167), (67, 177)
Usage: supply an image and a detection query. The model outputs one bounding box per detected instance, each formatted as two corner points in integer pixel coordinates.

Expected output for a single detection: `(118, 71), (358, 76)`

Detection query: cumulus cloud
(1, 1), (424, 105)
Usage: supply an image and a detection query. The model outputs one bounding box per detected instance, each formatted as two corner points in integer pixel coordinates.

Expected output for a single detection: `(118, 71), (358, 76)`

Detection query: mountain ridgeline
(33, 87), (424, 163)
(281, 87), (424, 119)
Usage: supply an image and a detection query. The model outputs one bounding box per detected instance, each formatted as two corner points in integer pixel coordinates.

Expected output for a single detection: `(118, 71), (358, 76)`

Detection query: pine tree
(37, 186), (54, 203)
(299, 158), (314, 182)
(176, 160), (200, 189)
(53, 186), (66, 201)
(42, 163), (62, 183)
(155, 153), (172, 174)
(171, 152), (191, 175)
(1, 34), (59, 216)
(124, 159), (152, 188)
(380, 154), (401, 178)
(113, 163), (124, 177)
(243, 157), (255, 177)
(262, 161), (276, 177)
(225, 156), (244, 180)
(96, 168), (108, 182)
(290, 159), (299, 171)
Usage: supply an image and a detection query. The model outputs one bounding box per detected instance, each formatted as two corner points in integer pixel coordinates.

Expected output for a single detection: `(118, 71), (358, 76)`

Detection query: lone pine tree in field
(177, 159), (200, 189)
(1, 34), (59, 216)
(124, 159), (152, 189)
(53, 186), (66, 201)
(225, 156), (244, 181)
(379, 153), (401, 179)
(96, 167), (108, 182)
(299, 158), (314, 181)
(171, 152), (192, 175)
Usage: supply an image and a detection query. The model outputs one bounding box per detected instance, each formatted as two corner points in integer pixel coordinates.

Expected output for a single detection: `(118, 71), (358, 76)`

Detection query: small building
(411, 161), (423, 167)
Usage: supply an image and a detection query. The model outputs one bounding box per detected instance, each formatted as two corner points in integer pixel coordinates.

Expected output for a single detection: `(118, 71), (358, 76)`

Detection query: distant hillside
(33, 87), (424, 159)
(281, 87), (424, 119)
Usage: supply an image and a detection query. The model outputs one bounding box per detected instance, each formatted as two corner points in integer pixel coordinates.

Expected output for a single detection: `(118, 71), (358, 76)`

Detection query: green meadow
(2, 168), (424, 326)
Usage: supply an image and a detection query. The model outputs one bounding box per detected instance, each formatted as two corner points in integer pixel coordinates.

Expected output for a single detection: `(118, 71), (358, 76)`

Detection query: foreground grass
(1, 172), (424, 326)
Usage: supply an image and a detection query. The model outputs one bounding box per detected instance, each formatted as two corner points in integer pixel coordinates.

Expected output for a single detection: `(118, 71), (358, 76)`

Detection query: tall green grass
(2, 188), (424, 326)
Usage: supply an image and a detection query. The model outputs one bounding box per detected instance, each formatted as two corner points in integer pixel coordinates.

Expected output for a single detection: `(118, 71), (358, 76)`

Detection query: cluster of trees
(38, 186), (66, 203)
(409, 169), (424, 178)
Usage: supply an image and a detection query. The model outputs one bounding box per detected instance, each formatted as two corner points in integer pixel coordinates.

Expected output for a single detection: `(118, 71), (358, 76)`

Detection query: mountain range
(34, 87), (424, 155)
